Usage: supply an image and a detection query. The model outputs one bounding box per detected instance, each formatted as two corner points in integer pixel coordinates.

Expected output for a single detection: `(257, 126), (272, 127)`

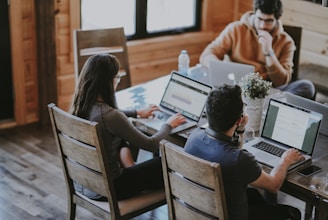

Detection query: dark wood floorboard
(0, 123), (167, 220)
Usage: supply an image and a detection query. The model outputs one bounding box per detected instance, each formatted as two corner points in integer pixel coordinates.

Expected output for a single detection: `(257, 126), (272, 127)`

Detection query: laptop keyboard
(154, 111), (187, 125)
(253, 141), (286, 157)
(154, 111), (171, 121)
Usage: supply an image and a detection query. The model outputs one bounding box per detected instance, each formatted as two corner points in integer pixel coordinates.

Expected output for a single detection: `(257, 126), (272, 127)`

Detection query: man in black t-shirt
(184, 84), (304, 220)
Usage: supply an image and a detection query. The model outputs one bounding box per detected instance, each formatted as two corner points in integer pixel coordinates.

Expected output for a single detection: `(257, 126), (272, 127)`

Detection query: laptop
(207, 60), (255, 87)
(243, 98), (322, 171)
(285, 92), (328, 136)
(134, 71), (212, 134)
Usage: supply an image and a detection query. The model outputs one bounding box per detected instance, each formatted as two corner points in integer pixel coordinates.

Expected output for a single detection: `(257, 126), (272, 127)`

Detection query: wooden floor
(0, 123), (170, 220)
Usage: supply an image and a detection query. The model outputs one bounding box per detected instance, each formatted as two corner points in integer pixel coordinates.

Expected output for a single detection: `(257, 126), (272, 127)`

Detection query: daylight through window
(81, 0), (201, 40)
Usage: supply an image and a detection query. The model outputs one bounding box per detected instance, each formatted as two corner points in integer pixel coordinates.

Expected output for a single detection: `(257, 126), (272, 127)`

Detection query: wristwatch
(236, 128), (245, 134)
(264, 50), (274, 57)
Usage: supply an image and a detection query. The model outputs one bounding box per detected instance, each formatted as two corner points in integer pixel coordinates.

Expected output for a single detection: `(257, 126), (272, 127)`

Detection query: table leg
(305, 202), (314, 220)
(314, 199), (328, 220)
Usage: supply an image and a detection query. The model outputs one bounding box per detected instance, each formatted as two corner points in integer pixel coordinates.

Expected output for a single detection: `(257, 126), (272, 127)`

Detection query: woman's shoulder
(90, 103), (124, 120)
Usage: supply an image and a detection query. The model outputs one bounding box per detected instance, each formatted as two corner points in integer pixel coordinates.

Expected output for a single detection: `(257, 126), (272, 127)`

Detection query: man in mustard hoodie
(200, 0), (315, 100)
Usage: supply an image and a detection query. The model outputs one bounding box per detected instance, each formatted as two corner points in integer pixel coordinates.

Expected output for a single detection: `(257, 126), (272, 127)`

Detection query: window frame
(80, 0), (202, 41)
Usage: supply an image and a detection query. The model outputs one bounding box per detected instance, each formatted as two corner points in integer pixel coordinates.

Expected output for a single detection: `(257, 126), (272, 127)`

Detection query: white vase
(243, 96), (264, 132)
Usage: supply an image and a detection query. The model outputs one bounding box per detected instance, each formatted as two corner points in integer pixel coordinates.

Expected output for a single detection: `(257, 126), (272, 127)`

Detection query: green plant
(239, 72), (272, 99)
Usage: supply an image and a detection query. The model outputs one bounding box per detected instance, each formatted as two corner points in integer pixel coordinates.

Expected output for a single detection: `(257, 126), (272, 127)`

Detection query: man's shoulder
(224, 18), (253, 35)
(220, 11), (253, 33)
(239, 148), (258, 160)
(274, 21), (294, 42)
(226, 19), (247, 29)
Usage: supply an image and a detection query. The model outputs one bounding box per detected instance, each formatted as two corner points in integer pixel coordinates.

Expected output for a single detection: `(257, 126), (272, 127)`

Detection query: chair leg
(68, 200), (77, 220)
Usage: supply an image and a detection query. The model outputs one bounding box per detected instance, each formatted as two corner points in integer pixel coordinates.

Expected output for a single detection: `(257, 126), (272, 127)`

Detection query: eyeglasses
(255, 16), (275, 25)
(114, 73), (125, 83)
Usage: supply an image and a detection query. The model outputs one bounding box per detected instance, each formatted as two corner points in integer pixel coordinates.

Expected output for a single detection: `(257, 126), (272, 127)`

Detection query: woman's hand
(136, 104), (160, 118)
(166, 113), (186, 129)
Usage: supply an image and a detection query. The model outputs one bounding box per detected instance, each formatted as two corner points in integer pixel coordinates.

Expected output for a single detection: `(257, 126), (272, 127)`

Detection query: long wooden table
(116, 75), (328, 220)
(282, 155), (328, 220)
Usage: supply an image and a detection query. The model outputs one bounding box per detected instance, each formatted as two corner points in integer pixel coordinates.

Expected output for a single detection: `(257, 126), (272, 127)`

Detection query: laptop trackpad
(252, 151), (279, 167)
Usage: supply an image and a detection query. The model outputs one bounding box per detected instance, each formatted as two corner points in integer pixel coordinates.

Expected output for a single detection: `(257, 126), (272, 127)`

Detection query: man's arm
(199, 24), (234, 67)
(258, 30), (294, 87)
(249, 148), (304, 193)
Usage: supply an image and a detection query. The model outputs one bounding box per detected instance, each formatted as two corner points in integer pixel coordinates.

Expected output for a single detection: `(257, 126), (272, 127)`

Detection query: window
(81, 0), (201, 40)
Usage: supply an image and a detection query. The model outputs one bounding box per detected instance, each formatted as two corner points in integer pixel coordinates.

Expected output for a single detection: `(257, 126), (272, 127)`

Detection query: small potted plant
(239, 72), (272, 131)
(239, 72), (272, 100)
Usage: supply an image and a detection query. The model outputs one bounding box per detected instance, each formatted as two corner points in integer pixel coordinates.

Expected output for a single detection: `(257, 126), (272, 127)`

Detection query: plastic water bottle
(178, 50), (190, 75)
(188, 63), (208, 81)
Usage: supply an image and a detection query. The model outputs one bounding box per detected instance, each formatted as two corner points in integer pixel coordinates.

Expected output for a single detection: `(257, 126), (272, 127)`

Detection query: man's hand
(237, 113), (248, 132)
(281, 148), (305, 166)
(257, 30), (273, 55)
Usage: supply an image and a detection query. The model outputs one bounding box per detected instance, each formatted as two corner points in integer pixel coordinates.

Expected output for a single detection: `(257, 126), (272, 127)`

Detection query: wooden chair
(73, 27), (131, 91)
(160, 140), (229, 220)
(283, 25), (302, 82)
(48, 103), (166, 219)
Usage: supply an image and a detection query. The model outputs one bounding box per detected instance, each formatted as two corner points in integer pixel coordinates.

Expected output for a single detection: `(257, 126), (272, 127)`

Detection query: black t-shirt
(184, 128), (262, 220)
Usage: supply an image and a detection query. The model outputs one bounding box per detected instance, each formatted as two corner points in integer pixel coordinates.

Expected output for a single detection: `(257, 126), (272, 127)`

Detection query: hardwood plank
(0, 124), (167, 220)
(0, 195), (35, 220)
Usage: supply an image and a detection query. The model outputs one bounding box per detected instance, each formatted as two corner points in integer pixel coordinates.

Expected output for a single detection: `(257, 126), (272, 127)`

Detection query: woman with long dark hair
(70, 53), (185, 200)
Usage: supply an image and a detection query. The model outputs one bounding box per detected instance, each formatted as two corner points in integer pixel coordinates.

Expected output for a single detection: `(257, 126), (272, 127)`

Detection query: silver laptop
(243, 98), (322, 171)
(207, 60), (255, 87)
(285, 92), (328, 136)
(134, 71), (212, 134)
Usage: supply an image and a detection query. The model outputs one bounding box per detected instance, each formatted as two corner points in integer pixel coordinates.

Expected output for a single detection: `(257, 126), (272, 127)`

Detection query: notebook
(243, 98), (322, 171)
(285, 92), (328, 136)
(207, 60), (255, 87)
(134, 71), (212, 134)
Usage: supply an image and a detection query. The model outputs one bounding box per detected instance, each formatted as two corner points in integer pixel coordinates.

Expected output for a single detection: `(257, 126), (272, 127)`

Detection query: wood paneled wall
(3, 0), (327, 129)
(55, 0), (241, 111)
(6, 0), (39, 129)
(281, 0), (328, 67)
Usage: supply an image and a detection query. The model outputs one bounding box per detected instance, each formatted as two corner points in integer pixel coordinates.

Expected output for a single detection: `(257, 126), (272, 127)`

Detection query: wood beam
(35, 0), (57, 125)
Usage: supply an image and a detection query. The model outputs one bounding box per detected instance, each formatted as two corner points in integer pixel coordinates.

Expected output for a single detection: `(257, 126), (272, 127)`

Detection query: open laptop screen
(160, 72), (212, 121)
(261, 99), (322, 154)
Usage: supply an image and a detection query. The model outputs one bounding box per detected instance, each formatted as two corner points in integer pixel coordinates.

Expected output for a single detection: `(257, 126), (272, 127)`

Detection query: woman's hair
(253, 0), (283, 19)
(206, 84), (244, 132)
(69, 53), (120, 118)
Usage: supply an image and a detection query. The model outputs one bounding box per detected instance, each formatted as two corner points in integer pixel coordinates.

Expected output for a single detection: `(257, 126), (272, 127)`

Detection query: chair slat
(161, 140), (229, 220)
(80, 46), (124, 56)
(52, 107), (98, 146)
(66, 158), (108, 197)
(165, 142), (218, 188)
(169, 172), (220, 217)
(59, 133), (101, 172)
(173, 200), (217, 220)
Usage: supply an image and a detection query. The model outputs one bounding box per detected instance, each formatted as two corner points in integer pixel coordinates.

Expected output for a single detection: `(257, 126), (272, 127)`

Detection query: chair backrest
(283, 25), (302, 82)
(48, 103), (166, 219)
(73, 27), (131, 90)
(160, 140), (229, 220)
(48, 103), (119, 218)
